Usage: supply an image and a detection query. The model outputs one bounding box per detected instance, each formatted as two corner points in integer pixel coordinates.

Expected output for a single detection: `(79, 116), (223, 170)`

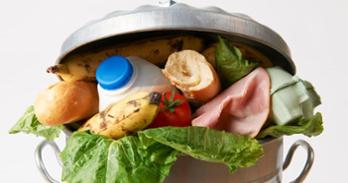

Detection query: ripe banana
(48, 35), (205, 81)
(79, 91), (161, 139)
(234, 43), (273, 67)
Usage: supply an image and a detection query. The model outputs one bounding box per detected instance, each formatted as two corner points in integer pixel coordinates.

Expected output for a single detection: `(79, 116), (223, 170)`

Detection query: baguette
(163, 50), (221, 103)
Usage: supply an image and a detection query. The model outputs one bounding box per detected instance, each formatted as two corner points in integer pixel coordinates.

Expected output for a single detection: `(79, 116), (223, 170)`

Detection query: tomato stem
(162, 89), (183, 113)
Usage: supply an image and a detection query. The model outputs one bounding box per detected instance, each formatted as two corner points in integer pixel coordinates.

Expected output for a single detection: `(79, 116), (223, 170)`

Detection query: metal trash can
(35, 1), (314, 182)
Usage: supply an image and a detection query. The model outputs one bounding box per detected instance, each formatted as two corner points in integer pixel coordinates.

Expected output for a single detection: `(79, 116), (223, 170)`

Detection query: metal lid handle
(158, 0), (176, 7)
(283, 140), (314, 183)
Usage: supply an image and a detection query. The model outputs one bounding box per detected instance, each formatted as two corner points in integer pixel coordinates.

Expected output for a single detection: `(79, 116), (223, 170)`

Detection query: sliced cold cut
(192, 67), (270, 137)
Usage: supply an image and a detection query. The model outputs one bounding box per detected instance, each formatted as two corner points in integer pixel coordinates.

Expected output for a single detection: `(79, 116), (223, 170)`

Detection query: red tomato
(148, 90), (192, 128)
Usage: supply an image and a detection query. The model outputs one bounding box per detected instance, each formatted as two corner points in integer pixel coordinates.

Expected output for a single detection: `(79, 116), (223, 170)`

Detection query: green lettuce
(139, 126), (263, 172)
(60, 132), (178, 183)
(257, 112), (324, 138)
(60, 127), (264, 183)
(9, 106), (63, 140)
(216, 36), (258, 86)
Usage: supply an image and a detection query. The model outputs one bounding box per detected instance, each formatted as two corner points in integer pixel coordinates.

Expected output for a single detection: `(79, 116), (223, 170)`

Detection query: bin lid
(58, 1), (296, 74)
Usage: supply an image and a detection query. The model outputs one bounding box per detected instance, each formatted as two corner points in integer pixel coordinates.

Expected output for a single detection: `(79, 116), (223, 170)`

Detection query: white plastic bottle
(96, 56), (172, 111)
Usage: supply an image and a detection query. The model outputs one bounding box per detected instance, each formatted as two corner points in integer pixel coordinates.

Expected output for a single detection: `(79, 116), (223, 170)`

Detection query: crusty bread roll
(34, 81), (99, 126)
(202, 44), (217, 68)
(163, 50), (221, 103)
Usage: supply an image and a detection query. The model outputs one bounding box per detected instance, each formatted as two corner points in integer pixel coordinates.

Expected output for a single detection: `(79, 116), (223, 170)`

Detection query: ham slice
(192, 67), (270, 137)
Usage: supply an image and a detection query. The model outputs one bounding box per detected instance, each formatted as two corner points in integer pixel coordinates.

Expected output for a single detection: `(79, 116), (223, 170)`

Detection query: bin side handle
(34, 139), (314, 183)
(283, 140), (314, 183)
(35, 140), (61, 183)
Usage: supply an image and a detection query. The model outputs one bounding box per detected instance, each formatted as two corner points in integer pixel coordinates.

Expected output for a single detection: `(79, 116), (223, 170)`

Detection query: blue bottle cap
(96, 56), (133, 90)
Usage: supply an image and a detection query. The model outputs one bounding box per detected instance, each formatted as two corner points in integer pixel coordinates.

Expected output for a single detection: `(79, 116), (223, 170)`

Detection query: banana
(79, 91), (161, 139)
(233, 43), (273, 67)
(48, 35), (205, 81)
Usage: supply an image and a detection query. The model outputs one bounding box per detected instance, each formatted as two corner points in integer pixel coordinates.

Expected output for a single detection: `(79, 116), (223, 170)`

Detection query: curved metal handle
(158, 0), (176, 7)
(35, 140), (62, 183)
(283, 140), (314, 183)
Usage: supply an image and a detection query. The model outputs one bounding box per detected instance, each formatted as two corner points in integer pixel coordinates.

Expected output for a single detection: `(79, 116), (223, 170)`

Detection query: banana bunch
(48, 35), (205, 81)
(79, 91), (161, 139)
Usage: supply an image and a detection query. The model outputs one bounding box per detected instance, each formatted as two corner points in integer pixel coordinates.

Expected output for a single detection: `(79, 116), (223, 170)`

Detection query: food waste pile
(9, 35), (323, 183)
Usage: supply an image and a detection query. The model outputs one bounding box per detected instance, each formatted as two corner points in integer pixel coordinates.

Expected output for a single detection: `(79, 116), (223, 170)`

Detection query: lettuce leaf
(216, 36), (258, 86)
(106, 136), (178, 183)
(139, 126), (263, 172)
(9, 106), (63, 140)
(61, 127), (264, 183)
(257, 112), (324, 138)
(61, 132), (113, 183)
(60, 132), (178, 183)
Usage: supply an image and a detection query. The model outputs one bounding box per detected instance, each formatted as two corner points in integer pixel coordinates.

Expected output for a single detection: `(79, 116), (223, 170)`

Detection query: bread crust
(188, 63), (221, 102)
(163, 50), (221, 103)
(34, 81), (99, 126)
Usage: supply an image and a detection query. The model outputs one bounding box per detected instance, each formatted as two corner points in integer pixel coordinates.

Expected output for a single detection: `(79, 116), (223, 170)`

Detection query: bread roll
(34, 81), (99, 126)
(163, 50), (221, 103)
(202, 44), (217, 68)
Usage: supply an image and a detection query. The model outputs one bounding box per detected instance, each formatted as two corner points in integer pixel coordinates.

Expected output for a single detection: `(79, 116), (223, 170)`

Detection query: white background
(0, 0), (347, 182)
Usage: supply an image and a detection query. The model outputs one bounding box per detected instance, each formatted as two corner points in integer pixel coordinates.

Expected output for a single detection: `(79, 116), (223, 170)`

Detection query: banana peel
(79, 91), (161, 139)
